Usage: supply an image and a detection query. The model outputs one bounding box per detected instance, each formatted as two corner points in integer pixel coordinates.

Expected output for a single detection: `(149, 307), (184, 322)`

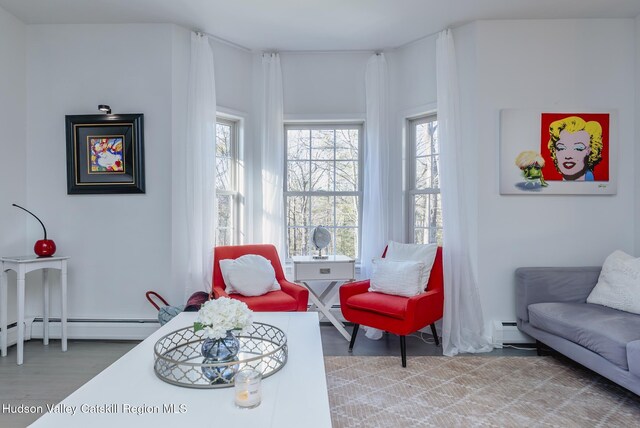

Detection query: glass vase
(201, 331), (240, 383)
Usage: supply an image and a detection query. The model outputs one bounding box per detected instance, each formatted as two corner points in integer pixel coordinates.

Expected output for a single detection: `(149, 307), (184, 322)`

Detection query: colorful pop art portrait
(540, 113), (610, 182)
(499, 109), (616, 195)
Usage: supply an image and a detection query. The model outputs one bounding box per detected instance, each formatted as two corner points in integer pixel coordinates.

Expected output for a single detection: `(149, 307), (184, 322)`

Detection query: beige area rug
(324, 356), (640, 427)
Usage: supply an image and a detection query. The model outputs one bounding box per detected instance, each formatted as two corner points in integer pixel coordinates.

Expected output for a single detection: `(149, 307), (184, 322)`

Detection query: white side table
(1, 255), (69, 365)
(292, 255), (355, 341)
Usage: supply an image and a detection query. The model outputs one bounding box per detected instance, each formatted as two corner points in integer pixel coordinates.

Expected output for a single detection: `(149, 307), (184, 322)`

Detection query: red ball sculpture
(35, 240), (57, 257)
(12, 204), (56, 257)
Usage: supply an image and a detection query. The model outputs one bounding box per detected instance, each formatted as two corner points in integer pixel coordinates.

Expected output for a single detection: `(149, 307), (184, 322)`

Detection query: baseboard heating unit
(492, 320), (533, 347)
(29, 318), (160, 341)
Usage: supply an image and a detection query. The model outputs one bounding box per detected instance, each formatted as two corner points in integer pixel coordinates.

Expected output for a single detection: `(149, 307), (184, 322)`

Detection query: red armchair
(340, 247), (444, 366)
(212, 244), (308, 312)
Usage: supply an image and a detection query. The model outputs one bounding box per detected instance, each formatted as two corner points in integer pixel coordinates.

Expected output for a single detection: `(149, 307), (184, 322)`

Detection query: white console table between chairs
(1, 255), (69, 365)
(292, 255), (355, 341)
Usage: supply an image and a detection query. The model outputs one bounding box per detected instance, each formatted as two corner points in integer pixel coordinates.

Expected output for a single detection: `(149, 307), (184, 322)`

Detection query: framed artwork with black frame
(65, 114), (145, 194)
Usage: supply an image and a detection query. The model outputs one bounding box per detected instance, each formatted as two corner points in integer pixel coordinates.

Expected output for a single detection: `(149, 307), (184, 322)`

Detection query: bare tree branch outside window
(215, 119), (238, 246)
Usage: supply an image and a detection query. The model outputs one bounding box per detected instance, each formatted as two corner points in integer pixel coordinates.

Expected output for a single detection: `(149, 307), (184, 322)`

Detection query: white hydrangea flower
(195, 297), (253, 339)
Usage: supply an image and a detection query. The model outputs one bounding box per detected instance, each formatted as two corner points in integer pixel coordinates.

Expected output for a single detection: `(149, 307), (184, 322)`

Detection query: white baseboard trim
(29, 318), (160, 341)
(1, 318), (35, 348)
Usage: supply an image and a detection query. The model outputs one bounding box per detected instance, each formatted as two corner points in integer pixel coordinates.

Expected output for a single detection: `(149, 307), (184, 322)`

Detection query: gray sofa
(516, 267), (640, 395)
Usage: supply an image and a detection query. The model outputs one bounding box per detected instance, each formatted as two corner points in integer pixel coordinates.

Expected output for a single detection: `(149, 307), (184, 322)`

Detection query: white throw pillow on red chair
(385, 241), (438, 291)
(219, 255), (281, 297)
(368, 258), (425, 297)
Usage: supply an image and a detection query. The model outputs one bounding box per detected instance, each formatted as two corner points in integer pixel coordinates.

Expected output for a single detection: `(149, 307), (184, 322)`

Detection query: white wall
(26, 24), (175, 320)
(210, 40), (255, 246)
(249, 52), (370, 245)
(24, 24), (256, 321)
(388, 38), (437, 115)
(170, 25), (191, 307)
(280, 52), (368, 118)
(0, 5), (27, 325)
(215, 42), (254, 114)
(636, 15), (640, 253)
(386, 35), (438, 242)
(470, 20), (637, 331)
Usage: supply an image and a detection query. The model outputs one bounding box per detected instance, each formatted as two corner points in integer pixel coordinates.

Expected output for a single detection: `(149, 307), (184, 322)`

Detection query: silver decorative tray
(153, 322), (287, 389)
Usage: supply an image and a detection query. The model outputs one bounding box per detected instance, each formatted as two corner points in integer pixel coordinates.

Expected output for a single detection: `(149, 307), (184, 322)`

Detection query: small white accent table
(0, 255), (69, 365)
(292, 255), (355, 341)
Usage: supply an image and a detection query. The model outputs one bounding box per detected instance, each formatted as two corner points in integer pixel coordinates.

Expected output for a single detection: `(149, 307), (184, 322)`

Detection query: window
(285, 124), (362, 259)
(216, 118), (239, 246)
(408, 114), (442, 245)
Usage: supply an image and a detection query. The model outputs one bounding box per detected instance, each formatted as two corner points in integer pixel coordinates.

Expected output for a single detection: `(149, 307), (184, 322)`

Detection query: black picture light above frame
(65, 113), (145, 194)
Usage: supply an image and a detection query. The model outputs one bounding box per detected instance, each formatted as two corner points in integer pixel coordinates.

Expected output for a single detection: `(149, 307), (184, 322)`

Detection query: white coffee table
(30, 312), (331, 428)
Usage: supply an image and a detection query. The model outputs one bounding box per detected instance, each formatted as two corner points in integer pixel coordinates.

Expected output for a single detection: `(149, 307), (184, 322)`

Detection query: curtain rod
(194, 29), (379, 55)
(397, 22), (467, 50)
(263, 24), (462, 54)
(195, 30), (252, 53)
(195, 21), (464, 56)
(276, 49), (376, 55)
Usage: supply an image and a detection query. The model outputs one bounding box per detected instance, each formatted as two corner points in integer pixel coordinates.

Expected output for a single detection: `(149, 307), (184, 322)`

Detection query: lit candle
(234, 369), (262, 409)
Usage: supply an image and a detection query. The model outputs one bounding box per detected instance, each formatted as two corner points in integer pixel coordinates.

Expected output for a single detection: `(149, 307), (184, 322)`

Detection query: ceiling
(1, 0), (640, 51)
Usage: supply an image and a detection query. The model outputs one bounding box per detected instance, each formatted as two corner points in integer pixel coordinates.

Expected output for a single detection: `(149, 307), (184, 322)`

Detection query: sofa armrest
(627, 340), (640, 378)
(515, 267), (601, 323)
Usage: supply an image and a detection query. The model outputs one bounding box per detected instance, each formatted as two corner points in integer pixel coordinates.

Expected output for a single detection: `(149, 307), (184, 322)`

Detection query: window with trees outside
(409, 114), (442, 245)
(216, 118), (239, 246)
(285, 124), (362, 260)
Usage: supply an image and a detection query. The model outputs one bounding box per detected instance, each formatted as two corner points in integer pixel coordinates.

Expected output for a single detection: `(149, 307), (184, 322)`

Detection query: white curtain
(261, 53), (285, 258)
(437, 29), (492, 356)
(361, 53), (390, 278)
(185, 32), (217, 299)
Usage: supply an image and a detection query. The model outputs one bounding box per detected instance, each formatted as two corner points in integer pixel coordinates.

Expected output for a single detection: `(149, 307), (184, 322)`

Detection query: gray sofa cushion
(628, 340), (640, 377)
(528, 302), (640, 370)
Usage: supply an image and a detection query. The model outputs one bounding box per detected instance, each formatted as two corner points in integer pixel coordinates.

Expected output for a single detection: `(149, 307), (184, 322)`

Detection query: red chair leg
(400, 335), (407, 367)
(348, 324), (360, 352)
